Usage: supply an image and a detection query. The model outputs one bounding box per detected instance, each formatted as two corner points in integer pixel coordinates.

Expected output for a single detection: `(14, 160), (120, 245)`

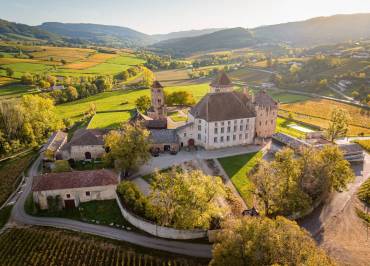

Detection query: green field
(88, 111), (133, 129)
(218, 152), (263, 207)
(0, 62), (53, 78)
(56, 83), (210, 122)
(106, 55), (145, 65)
(0, 84), (38, 99)
(57, 62), (129, 75)
(269, 92), (312, 103)
(275, 117), (312, 139)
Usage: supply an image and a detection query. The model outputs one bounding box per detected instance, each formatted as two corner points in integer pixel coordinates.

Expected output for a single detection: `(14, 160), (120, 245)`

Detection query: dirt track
(318, 197), (370, 266)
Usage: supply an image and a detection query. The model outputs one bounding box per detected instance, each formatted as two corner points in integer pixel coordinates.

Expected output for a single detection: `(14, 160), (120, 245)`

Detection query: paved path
(10, 155), (212, 259)
(133, 145), (261, 178)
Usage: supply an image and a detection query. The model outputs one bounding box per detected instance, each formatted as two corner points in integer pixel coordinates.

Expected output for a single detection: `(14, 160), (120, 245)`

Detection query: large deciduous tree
(210, 216), (336, 266)
(141, 67), (154, 88)
(326, 109), (350, 141)
(149, 170), (227, 229)
(135, 95), (151, 113)
(103, 123), (151, 176)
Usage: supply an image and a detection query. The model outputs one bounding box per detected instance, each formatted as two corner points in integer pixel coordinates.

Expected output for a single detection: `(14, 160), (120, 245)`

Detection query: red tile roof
(32, 169), (118, 192)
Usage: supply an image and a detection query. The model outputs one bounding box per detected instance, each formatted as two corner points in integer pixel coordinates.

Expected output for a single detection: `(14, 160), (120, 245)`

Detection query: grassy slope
(354, 139), (370, 152)
(88, 111), (133, 129)
(218, 152), (263, 207)
(0, 84), (38, 99)
(56, 83), (210, 123)
(0, 150), (36, 206)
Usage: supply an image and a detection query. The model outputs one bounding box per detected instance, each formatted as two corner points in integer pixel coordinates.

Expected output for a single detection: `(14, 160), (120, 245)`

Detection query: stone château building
(176, 72), (278, 149)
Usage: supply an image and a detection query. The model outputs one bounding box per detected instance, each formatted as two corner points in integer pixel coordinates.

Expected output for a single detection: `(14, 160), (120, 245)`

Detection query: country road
(9, 155), (213, 259)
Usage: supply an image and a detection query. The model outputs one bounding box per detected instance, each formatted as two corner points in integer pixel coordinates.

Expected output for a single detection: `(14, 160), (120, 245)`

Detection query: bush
(358, 178), (370, 205)
(52, 160), (71, 173)
(116, 181), (152, 219)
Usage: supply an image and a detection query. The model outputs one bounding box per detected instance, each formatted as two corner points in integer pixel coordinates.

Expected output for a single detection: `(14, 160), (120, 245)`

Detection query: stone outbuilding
(149, 129), (179, 153)
(41, 131), (68, 161)
(32, 169), (119, 210)
(59, 129), (107, 161)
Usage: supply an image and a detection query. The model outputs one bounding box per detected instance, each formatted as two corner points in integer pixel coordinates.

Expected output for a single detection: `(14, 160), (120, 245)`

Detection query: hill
(151, 27), (256, 56)
(152, 13), (370, 55)
(254, 13), (370, 46)
(38, 22), (150, 47)
(151, 28), (224, 42)
(0, 19), (60, 41)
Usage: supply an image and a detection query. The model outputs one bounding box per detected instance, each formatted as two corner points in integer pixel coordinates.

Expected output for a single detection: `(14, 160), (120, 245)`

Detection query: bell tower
(148, 81), (167, 120)
(210, 71), (234, 93)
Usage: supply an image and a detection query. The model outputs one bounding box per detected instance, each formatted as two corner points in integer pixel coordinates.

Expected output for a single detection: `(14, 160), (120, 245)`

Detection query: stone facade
(176, 72), (277, 150)
(147, 81), (167, 120)
(33, 185), (117, 210)
(68, 145), (106, 161)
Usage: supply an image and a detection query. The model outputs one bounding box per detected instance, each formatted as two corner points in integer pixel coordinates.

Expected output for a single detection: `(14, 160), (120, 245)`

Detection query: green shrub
(116, 181), (152, 219)
(52, 160), (71, 173)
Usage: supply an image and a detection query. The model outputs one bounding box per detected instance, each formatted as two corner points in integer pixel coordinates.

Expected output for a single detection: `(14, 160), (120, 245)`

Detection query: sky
(1, 0), (370, 34)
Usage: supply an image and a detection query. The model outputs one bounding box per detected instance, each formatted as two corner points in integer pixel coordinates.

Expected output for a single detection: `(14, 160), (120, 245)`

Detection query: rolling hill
(151, 27), (257, 56)
(38, 22), (150, 47)
(0, 19), (60, 41)
(152, 13), (370, 55)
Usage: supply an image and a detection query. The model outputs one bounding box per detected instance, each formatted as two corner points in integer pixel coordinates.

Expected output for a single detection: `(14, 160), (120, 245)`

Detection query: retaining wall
(115, 195), (207, 240)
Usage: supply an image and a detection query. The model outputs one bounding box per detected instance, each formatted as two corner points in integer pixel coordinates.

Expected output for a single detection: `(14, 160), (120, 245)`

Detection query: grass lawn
(26, 198), (129, 227)
(168, 111), (187, 122)
(0, 62), (53, 78)
(56, 83), (209, 122)
(87, 111), (133, 129)
(0, 205), (13, 229)
(72, 160), (106, 171)
(218, 151), (263, 207)
(276, 117), (308, 139)
(270, 92), (312, 103)
(0, 84), (38, 99)
(0, 150), (36, 206)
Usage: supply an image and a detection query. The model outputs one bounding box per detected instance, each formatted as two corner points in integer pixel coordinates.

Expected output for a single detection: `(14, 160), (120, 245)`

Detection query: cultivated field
(0, 227), (207, 266)
(280, 99), (370, 136)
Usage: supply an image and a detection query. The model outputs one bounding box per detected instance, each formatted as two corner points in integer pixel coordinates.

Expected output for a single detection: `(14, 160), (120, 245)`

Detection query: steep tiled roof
(210, 72), (233, 87)
(254, 90), (278, 108)
(152, 81), (163, 88)
(32, 169), (118, 192)
(190, 91), (256, 122)
(41, 131), (67, 153)
(69, 129), (106, 146)
(150, 129), (178, 144)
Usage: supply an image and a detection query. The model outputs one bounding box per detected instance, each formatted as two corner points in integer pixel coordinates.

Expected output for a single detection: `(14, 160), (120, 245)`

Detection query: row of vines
(0, 228), (208, 266)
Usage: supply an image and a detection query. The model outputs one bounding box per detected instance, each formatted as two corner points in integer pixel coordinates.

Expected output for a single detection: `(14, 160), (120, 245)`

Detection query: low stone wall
(115, 195), (207, 240)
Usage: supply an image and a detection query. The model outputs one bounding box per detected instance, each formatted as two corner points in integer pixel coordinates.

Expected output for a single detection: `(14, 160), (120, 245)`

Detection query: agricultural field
(56, 83), (210, 122)
(280, 99), (370, 136)
(354, 139), (370, 152)
(218, 151), (263, 207)
(229, 67), (271, 85)
(0, 84), (38, 99)
(0, 227), (207, 266)
(0, 150), (36, 206)
(88, 111), (133, 129)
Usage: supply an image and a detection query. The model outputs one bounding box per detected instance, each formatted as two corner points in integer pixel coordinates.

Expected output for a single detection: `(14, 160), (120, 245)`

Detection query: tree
(39, 80), (51, 89)
(210, 216), (336, 266)
(142, 67), (154, 88)
(66, 86), (79, 101)
(319, 79), (328, 89)
(135, 95), (151, 113)
(60, 59), (67, 65)
(20, 95), (62, 145)
(103, 123), (151, 176)
(165, 91), (195, 106)
(20, 73), (33, 85)
(46, 75), (56, 86)
(149, 170), (227, 229)
(5, 67), (14, 77)
(326, 109), (350, 141)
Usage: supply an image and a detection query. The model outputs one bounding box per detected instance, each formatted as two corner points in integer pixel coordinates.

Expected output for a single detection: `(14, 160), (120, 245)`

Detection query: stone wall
(115, 195), (207, 240)
(70, 145), (106, 160)
(255, 105), (278, 138)
(33, 185), (117, 210)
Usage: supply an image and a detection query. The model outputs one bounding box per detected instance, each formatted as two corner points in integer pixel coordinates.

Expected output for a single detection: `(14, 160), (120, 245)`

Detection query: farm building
(59, 129), (108, 161)
(41, 131), (68, 161)
(32, 169), (119, 210)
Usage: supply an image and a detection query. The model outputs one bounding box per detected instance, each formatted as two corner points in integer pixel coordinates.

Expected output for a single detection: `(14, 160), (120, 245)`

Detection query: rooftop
(254, 90), (278, 108)
(190, 91), (256, 122)
(41, 131), (67, 153)
(150, 129), (178, 144)
(210, 72), (233, 87)
(64, 129), (107, 148)
(152, 81), (163, 89)
(32, 169), (118, 192)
